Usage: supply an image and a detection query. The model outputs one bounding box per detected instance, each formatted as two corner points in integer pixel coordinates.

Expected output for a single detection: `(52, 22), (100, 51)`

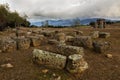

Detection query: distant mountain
(30, 18), (120, 26)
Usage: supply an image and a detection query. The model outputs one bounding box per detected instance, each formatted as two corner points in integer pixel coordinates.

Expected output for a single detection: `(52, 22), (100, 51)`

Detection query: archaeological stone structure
(66, 54), (88, 73)
(0, 38), (16, 52)
(33, 49), (67, 69)
(32, 48), (88, 74)
(72, 36), (93, 48)
(93, 41), (111, 53)
(92, 19), (106, 28)
(99, 32), (110, 38)
(56, 45), (84, 57)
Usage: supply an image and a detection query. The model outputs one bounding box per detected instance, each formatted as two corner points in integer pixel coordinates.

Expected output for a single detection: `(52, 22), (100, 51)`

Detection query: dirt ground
(0, 26), (120, 80)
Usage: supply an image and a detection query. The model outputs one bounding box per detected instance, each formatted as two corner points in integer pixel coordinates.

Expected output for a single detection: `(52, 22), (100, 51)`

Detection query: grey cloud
(8, 0), (120, 19)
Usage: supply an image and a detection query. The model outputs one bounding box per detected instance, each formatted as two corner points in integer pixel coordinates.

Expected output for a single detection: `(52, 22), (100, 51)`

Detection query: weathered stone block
(0, 39), (16, 52)
(66, 36), (74, 42)
(74, 30), (83, 36)
(57, 45), (84, 56)
(48, 39), (59, 45)
(93, 41), (110, 53)
(99, 32), (110, 38)
(55, 32), (66, 42)
(41, 31), (55, 38)
(66, 31), (83, 37)
(27, 36), (41, 47)
(66, 54), (88, 73)
(73, 36), (92, 48)
(15, 37), (30, 50)
(16, 31), (26, 37)
(33, 49), (67, 69)
(90, 31), (99, 39)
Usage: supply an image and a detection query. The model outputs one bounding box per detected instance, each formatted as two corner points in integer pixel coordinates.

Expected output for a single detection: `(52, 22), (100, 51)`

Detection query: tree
(0, 4), (30, 31)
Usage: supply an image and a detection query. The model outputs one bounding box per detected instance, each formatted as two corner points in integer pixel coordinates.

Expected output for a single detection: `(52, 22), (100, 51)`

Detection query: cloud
(5, 0), (120, 20)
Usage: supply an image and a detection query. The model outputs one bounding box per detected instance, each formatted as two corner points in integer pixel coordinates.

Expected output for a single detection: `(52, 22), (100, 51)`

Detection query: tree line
(0, 4), (30, 31)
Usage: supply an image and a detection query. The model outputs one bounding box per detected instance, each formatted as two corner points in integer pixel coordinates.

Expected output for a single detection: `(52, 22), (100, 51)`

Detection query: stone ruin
(91, 19), (106, 28)
(72, 36), (93, 48)
(33, 49), (67, 69)
(93, 41), (111, 53)
(32, 46), (88, 74)
(0, 28), (112, 75)
(0, 38), (16, 52)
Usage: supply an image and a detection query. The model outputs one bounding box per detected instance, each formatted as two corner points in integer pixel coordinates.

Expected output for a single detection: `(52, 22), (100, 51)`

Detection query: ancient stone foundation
(33, 49), (67, 69)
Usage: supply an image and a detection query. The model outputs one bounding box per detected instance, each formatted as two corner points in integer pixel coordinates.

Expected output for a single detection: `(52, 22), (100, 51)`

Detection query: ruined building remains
(92, 19), (106, 28)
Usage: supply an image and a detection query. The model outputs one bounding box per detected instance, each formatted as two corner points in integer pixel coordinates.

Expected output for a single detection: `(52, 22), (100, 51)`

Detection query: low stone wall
(33, 49), (67, 69)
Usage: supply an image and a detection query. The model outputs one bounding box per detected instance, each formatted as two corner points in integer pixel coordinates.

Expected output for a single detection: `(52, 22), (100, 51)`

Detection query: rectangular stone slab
(33, 49), (67, 69)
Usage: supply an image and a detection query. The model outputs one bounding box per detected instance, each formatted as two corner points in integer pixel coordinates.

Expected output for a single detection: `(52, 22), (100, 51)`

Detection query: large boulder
(66, 54), (88, 74)
(33, 49), (67, 69)
(72, 36), (93, 48)
(99, 32), (110, 38)
(57, 45), (84, 57)
(90, 31), (99, 39)
(93, 41), (111, 53)
(0, 38), (16, 52)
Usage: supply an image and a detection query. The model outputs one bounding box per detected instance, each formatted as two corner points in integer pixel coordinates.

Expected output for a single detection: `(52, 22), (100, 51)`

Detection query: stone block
(90, 31), (99, 39)
(73, 36), (92, 48)
(15, 37), (31, 50)
(93, 41), (110, 53)
(33, 49), (67, 69)
(27, 36), (41, 47)
(99, 32), (110, 38)
(0, 39), (16, 52)
(55, 32), (66, 42)
(66, 54), (88, 73)
(57, 45), (84, 57)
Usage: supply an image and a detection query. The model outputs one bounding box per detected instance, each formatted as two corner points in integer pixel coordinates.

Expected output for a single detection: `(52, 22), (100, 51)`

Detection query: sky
(0, 0), (120, 21)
